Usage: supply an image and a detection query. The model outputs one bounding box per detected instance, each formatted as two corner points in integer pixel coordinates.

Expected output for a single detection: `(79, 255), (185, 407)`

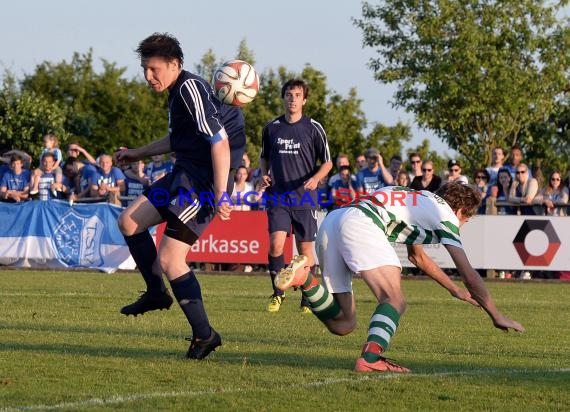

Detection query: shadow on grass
(0, 340), (183, 359)
(0, 339), (559, 376)
(0, 339), (356, 369)
(1, 321), (183, 340)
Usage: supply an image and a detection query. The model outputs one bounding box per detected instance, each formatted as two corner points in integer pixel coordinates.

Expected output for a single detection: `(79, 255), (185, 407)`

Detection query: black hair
(136, 33), (184, 66)
(281, 79), (309, 99)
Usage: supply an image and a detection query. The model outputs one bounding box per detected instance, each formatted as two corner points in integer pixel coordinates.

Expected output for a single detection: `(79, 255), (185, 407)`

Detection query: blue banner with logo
(0, 201), (135, 273)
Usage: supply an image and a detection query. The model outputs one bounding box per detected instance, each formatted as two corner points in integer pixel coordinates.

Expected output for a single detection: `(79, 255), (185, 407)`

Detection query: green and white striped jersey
(349, 186), (462, 248)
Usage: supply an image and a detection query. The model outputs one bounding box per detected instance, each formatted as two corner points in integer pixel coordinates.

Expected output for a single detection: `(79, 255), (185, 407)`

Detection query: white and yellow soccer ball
(213, 60), (259, 106)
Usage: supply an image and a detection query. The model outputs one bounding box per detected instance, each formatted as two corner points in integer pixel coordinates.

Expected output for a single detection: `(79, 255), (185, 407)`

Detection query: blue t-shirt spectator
(0, 169), (30, 192)
(357, 168), (388, 194)
(93, 167), (126, 190)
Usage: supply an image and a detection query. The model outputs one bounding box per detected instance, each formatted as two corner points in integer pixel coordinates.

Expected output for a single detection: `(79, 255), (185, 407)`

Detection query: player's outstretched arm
(114, 135), (171, 165)
(445, 245), (525, 333)
(407, 244), (479, 307)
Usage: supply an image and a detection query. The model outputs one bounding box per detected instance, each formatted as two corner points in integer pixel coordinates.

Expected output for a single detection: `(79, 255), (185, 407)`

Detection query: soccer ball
(213, 60), (259, 106)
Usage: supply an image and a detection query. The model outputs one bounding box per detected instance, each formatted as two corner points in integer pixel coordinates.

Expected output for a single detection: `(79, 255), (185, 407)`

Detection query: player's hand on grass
(450, 288), (480, 307)
(492, 314), (526, 333)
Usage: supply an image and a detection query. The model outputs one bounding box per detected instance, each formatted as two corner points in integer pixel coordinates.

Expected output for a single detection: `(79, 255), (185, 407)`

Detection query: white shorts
(316, 207), (401, 294)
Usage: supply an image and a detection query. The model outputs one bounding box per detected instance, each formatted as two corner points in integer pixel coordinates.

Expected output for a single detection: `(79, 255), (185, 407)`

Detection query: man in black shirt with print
(259, 79), (332, 313)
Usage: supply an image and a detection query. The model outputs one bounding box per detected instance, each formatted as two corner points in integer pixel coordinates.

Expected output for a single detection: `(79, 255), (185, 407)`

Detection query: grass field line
(3, 367), (569, 411)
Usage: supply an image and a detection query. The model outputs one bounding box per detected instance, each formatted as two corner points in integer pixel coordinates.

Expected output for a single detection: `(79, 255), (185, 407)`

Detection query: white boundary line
(3, 368), (569, 411)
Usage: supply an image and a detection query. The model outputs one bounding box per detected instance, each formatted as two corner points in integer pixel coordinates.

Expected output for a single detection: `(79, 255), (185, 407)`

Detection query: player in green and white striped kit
(275, 182), (525, 373)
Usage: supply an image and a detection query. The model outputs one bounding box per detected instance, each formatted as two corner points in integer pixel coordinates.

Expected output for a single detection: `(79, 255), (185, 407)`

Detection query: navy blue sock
(124, 231), (165, 294)
(268, 254), (285, 296)
(170, 271), (211, 340)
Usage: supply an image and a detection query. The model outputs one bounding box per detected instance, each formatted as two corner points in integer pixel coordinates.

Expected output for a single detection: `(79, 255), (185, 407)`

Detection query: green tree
(2, 42), (369, 172)
(366, 121), (412, 162)
(525, 97), (570, 186)
(354, 0), (570, 172)
(194, 48), (219, 81)
(0, 73), (69, 164)
(325, 88), (367, 163)
(20, 50), (167, 156)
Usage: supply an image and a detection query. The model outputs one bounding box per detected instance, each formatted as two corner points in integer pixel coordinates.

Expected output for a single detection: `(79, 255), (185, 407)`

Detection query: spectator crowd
(2, 137), (568, 280)
(2, 137), (569, 217)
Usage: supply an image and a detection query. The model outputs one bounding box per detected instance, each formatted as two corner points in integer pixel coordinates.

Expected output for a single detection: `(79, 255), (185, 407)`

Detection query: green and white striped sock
(363, 303), (400, 362)
(301, 272), (340, 321)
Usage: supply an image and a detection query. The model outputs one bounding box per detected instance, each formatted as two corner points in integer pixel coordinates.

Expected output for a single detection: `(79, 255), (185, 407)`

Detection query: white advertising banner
(393, 215), (570, 271)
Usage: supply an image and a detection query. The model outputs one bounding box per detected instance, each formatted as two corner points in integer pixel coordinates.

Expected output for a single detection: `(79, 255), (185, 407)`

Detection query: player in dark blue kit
(259, 79), (332, 312)
(115, 33), (245, 360)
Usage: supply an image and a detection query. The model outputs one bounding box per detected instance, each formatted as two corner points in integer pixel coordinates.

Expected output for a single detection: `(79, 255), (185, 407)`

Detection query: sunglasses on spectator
(411, 160), (421, 164)
(551, 177), (561, 181)
(422, 168), (432, 172)
(476, 175), (486, 179)
(516, 170), (526, 174)
(449, 167), (460, 172)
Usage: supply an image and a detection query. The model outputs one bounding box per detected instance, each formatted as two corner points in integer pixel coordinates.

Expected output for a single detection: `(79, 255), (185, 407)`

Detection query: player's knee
(157, 252), (172, 274)
(269, 244), (284, 256)
(117, 212), (133, 236)
(328, 318), (357, 336)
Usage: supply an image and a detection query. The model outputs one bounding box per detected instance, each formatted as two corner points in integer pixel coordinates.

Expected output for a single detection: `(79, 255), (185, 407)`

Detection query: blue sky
(1, 0), (451, 155)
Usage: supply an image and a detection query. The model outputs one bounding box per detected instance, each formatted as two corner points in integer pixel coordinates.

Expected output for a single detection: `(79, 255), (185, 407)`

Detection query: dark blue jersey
(261, 115), (331, 209)
(167, 70), (245, 184)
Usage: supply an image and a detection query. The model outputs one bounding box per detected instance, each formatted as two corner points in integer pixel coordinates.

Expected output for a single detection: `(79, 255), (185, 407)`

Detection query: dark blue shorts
(144, 168), (235, 245)
(267, 206), (318, 241)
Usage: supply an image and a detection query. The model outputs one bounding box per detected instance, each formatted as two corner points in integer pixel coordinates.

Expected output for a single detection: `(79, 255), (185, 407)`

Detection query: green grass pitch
(1, 271), (569, 411)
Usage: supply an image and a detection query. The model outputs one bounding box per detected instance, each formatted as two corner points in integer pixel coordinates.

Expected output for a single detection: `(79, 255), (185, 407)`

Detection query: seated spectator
(388, 155), (403, 183)
(30, 152), (61, 201)
(473, 168), (491, 214)
(231, 165), (263, 211)
(331, 165), (357, 209)
(355, 154), (367, 171)
(408, 152), (423, 181)
(488, 167), (516, 215)
(327, 153), (354, 189)
(395, 170), (411, 187)
(356, 148), (394, 194)
(485, 146), (506, 186)
(122, 160), (150, 207)
(62, 156), (98, 201)
(505, 145), (533, 180)
(409, 160), (441, 192)
(0, 154), (31, 202)
(1, 149), (32, 170)
(64, 142), (97, 166)
(31, 135), (64, 197)
(446, 159), (469, 184)
(535, 171), (568, 216)
(509, 163), (539, 215)
(90, 154), (126, 204)
(144, 154), (170, 184)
